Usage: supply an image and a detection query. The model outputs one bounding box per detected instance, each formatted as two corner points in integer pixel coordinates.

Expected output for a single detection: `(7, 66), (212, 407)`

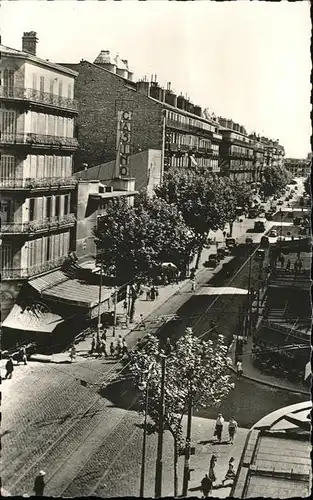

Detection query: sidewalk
(229, 335), (310, 396)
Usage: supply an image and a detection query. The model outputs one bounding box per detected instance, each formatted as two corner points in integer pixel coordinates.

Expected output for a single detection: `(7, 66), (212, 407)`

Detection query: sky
(1, 0), (311, 158)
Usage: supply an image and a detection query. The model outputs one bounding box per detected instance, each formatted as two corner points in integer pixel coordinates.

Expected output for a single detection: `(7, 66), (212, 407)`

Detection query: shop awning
(1, 303), (64, 333)
(29, 269), (113, 309)
(196, 286), (248, 296)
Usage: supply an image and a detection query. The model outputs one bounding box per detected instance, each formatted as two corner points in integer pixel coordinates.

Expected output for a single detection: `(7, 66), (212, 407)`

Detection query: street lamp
(96, 261), (103, 344)
(154, 339), (171, 498)
(182, 368), (194, 497)
(139, 362), (155, 498)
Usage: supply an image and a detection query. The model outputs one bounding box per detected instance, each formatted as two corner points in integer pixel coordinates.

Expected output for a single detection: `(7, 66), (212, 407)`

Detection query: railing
(261, 319), (311, 341)
(0, 133), (78, 148)
(0, 213), (76, 235)
(1, 257), (67, 280)
(0, 85), (78, 111)
(0, 176), (78, 189)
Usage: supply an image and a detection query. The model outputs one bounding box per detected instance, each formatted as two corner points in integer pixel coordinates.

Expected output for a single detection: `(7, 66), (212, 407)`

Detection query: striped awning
(2, 303), (64, 333)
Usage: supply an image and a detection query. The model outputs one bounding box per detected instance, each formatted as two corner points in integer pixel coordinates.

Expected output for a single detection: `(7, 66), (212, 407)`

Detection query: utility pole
(97, 262), (103, 344)
(182, 375), (193, 497)
(140, 378), (150, 497)
(113, 287), (118, 337)
(154, 354), (166, 498)
(247, 244), (253, 338)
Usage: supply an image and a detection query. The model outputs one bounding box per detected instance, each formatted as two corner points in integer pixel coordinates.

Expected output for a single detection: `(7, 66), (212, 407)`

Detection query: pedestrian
(101, 329), (107, 342)
(101, 340), (108, 358)
(191, 278), (196, 292)
(5, 357), (14, 379)
(209, 454), (217, 469)
(155, 286), (159, 299)
(214, 414), (224, 442)
(122, 338), (128, 356)
(140, 314), (145, 329)
(117, 335), (123, 358)
(201, 473), (212, 498)
(208, 455), (217, 487)
(69, 345), (76, 363)
(96, 341), (102, 358)
(228, 417), (238, 444)
(150, 286), (156, 301)
(146, 289), (151, 301)
(33, 470), (46, 496)
(222, 457), (236, 485)
(236, 359), (243, 379)
(89, 335), (96, 355)
(18, 346), (27, 365)
(110, 341), (115, 358)
(280, 254), (285, 268)
(286, 259), (291, 271)
(223, 230), (227, 239)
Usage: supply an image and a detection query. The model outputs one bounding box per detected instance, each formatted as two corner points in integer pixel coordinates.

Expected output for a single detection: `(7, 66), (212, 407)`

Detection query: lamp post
(97, 262), (103, 344)
(182, 372), (193, 497)
(247, 243), (253, 338)
(155, 339), (171, 498)
(139, 362), (155, 498)
(112, 286), (118, 337)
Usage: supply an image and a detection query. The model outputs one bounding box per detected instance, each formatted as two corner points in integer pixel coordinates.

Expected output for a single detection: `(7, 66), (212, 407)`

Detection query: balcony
(0, 86), (78, 112)
(0, 176), (78, 190)
(0, 133), (78, 150)
(1, 257), (67, 280)
(0, 214), (76, 235)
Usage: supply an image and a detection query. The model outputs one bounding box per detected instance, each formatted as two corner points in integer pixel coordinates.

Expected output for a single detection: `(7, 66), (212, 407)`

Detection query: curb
(30, 355), (71, 364)
(228, 365), (309, 396)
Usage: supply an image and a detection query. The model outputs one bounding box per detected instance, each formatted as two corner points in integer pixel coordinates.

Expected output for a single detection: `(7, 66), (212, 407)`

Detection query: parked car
(248, 208), (259, 218)
(225, 237), (237, 249)
(255, 249), (265, 261)
(277, 200), (283, 205)
(269, 229), (278, 237)
(253, 221), (266, 232)
(204, 254), (219, 268)
(265, 212), (273, 221)
(260, 236), (270, 249)
(217, 247), (227, 259)
(245, 237), (253, 245)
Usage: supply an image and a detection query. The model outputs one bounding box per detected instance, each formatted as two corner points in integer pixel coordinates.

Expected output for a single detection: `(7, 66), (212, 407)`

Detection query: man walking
(236, 359), (243, 379)
(201, 473), (212, 498)
(33, 470), (46, 496)
(5, 357), (14, 379)
(214, 414), (224, 442)
(191, 278), (196, 292)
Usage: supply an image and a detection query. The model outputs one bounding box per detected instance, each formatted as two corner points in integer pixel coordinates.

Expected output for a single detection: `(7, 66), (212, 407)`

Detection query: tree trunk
(129, 285), (138, 323)
(195, 235), (206, 270)
(229, 221), (234, 236)
(173, 437), (179, 498)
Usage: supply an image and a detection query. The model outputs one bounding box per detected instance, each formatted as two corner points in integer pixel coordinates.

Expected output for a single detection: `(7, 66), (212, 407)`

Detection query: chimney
(177, 94), (186, 111)
(193, 105), (202, 117)
(165, 91), (177, 107)
(22, 31), (38, 55)
(137, 79), (150, 96)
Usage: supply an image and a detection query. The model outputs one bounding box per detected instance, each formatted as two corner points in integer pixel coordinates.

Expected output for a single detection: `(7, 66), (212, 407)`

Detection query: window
(46, 197), (52, 218)
(67, 84), (72, 99)
(3, 69), (14, 96)
(0, 110), (16, 140)
(0, 155), (15, 180)
(46, 236), (51, 261)
(58, 81), (63, 97)
(40, 76), (45, 96)
(55, 195), (60, 216)
(1, 244), (12, 269)
(50, 78), (55, 96)
(29, 198), (35, 221)
(64, 194), (70, 215)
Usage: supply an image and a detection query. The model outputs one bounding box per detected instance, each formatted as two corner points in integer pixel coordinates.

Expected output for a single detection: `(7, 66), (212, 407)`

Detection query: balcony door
(3, 69), (14, 97)
(0, 110), (16, 142)
(0, 243), (13, 271)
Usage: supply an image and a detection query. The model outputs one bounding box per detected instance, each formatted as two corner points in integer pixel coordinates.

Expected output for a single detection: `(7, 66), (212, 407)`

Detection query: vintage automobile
(204, 253), (220, 268)
(253, 220), (266, 232)
(245, 237), (253, 245)
(225, 237), (237, 249)
(255, 249), (265, 261)
(265, 212), (273, 221)
(217, 247), (228, 259)
(260, 236), (270, 249)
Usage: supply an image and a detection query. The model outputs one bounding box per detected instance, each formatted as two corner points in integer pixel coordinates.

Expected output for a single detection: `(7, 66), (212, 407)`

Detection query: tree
(155, 168), (230, 268)
(221, 178), (253, 236)
(304, 175), (311, 196)
(260, 165), (293, 197)
(128, 329), (234, 496)
(94, 194), (195, 320)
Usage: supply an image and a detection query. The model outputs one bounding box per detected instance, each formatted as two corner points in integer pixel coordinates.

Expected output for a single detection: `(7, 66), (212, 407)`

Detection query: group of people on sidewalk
(201, 454), (237, 497)
(69, 331), (129, 362)
(214, 414), (238, 444)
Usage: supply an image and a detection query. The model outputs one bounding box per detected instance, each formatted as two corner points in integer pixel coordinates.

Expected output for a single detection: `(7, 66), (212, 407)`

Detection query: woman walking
(222, 457), (236, 485)
(69, 345), (76, 363)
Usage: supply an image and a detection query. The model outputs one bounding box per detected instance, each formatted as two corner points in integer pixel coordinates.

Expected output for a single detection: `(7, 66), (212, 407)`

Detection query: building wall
(71, 61), (164, 170)
(24, 61), (74, 98)
(75, 180), (99, 259)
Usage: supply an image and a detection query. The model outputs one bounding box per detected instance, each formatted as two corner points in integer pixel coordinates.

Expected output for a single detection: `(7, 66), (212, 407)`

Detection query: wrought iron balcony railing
(1, 257), (67, 280)
(0, 85), (78, 111)
(0, 176), (78, 189)
(0, 213), (76, 235)
(0, 133), (78, 149)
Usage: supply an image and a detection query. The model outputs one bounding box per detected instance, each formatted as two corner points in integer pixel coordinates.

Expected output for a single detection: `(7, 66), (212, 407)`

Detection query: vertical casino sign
(115, 110), (132, 178)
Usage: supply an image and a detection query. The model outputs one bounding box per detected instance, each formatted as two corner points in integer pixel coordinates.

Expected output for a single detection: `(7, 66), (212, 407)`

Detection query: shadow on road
(99, 375), (141, 412)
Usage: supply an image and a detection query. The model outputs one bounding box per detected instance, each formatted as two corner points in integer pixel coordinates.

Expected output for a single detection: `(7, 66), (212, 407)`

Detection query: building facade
(284, 157), (310, 177)
(0, 32), (78, 320)
(59, 53), (222, 184)
(217, 118), (255, 183)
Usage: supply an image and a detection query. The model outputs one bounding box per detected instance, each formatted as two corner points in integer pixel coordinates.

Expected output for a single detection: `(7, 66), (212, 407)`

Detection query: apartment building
(0, 32), (78, 320)
(284, 157), (310, 177)
(59, 51), (222, 187)
(217, 118), (255, 183)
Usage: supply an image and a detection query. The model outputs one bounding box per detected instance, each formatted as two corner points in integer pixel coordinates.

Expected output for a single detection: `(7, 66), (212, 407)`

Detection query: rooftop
(231, 401), (312, 499)
(0, 43), (78, 77)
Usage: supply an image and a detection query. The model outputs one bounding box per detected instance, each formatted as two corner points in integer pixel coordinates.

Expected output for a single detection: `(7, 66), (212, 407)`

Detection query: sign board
(116, 110), (132, 178)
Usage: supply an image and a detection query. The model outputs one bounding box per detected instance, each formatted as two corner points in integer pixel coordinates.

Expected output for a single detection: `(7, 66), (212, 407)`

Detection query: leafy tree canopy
(260, 165), (293, 197)
(94, 193), (196, 283)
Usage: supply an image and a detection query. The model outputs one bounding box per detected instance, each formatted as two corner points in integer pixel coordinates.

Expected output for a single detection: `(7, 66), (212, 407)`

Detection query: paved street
(1, 191), (308, 497)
